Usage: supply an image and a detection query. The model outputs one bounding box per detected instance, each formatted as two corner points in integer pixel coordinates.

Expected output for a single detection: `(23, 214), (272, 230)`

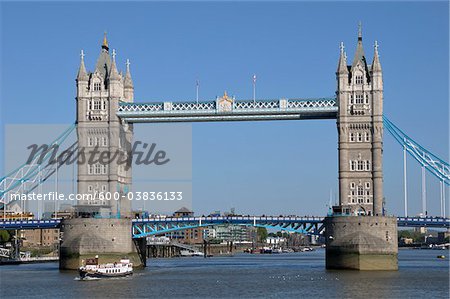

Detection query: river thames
(0, 249), (448, 298)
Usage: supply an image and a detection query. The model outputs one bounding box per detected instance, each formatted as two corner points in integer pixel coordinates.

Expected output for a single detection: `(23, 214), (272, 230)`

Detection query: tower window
(364, 132), (370, 142)
(102, 137), (108, 147)
(350, 160), (371, 171)
(355, 94), (364, 104)
(93, 82), (101, 91)
(357, 132), (363, 142)
(88, 163), (108, 175)
(357, 160), (364, 171)
(349, 132), (355, 142)
(93, 100), (101, 110)
(350, 182), (355, 189)
(355, 75), (363, 85)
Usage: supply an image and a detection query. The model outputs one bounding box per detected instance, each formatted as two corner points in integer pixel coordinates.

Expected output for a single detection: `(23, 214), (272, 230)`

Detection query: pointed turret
(351, 22), (366, 69)
(109, 49), (121, 81)
(371, 40), (382, 73)
(95, 33), (111, 80)
(77, 50), (89, 81)
(123, 59), (134, 102)
(124, 59), (133, 88)
(337, 42), (349, 74)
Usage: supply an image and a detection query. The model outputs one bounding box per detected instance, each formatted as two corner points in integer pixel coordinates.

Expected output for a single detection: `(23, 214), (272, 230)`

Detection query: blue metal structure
(116, 97), (338, 123)
(0, 124), (77, 209)
(384, 116), (449, 185)
(1, 216), (448, 236)
(131, 216), (325, 238)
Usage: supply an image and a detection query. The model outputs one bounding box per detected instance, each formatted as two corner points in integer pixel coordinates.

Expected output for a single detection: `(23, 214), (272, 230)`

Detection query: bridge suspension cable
(0, 124), (76, 213)
(383, 116), (449, 185)
(384, 116), (449, 217)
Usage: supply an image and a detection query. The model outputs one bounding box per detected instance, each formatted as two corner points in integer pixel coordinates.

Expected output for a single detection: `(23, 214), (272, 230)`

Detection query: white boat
(78, 256), (133, 279)
(180, 250), (204, 257)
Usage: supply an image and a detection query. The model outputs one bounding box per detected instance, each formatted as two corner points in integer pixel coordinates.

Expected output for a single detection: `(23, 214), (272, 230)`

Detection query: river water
(0, 249), (448, 298)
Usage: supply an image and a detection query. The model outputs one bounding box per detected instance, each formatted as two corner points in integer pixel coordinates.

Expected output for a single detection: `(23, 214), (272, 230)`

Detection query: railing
(0, 216), (449, 233)
(116, 97), (338, 122)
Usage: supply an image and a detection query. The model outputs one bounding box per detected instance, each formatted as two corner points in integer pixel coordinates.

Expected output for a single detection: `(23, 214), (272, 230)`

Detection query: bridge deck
(1, 216), (448, 235)
(116, 98), (338, 123)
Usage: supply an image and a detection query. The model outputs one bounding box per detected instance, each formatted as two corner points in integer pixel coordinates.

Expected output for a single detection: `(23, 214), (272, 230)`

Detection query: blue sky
(0, 1), (448, 216)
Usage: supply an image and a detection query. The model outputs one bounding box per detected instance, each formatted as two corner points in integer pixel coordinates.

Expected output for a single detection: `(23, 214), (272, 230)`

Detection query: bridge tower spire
(123, 59), (134, 102)
(336, 23), (384, 216)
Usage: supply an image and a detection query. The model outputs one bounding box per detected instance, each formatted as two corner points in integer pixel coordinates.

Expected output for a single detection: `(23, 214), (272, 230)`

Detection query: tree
(0, 230), (11, 243)
(257, 227), (268, 243)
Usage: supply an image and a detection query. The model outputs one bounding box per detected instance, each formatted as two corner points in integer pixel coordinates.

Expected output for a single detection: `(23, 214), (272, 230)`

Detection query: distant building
(166, 207), (202, 244)
(173, 207), (194, 218)
(266, 236), (286, 245)
(215, 225), (254, 243)
(22, 229), (60, 247)
(202, 228), (216, 240)
(400, 237), (413, 245)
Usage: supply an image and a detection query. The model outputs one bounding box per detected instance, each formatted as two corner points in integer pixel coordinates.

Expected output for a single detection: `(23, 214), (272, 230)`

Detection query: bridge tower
(325, 24), (398, 270)
(60, 35), (141, 270)
(75, 33), (133, 218)
(336, 24), (383, 216)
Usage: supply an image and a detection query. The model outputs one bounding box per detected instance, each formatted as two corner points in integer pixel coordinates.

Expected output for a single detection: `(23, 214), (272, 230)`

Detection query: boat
(437, 255), (446, 259)
(272, 247), (283, 254)
(301, 247), (315, 252)
(78, 256), (133, 279)
(260, 247), (273, 254)
(180, 250), (204, 257)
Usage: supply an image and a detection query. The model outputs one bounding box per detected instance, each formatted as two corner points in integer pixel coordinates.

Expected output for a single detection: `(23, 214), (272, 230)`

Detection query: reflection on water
(0, 249), (448, 298)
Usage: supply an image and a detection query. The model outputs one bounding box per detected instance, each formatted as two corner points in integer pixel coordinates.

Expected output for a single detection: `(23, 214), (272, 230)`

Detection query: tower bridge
(1, 216), (449, 237)
(1, 27), (449, 270)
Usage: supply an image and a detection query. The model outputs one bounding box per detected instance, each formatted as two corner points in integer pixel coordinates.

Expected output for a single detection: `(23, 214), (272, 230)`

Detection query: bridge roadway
(1, 216), (449, 238)
(116, 97), (338, 123)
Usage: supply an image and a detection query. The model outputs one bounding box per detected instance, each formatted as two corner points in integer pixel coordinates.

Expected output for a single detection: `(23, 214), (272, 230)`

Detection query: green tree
(257, 227), (268, 243)
(0, 230), (11, 243)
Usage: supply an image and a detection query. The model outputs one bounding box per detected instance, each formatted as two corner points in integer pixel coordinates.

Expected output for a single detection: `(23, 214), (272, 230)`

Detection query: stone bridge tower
(326, 25), (397, 271)
(75, 34), (133, 218)
(60, 35), (140, 270)
(336, 25), (383, 216)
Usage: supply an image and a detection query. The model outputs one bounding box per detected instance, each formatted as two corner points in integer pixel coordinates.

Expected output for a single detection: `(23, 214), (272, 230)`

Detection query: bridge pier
(59, 218), (142, 270)
(324, 216), (398, 270)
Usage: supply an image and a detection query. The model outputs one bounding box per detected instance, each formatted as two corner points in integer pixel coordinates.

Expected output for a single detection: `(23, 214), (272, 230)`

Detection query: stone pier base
(324, 216), (398, 270)
(59, 218), (142, 270)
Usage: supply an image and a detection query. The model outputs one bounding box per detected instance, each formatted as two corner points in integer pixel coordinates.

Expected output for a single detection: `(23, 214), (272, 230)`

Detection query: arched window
(357, 132), (363, 142)
(349, 132), (355, 142)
